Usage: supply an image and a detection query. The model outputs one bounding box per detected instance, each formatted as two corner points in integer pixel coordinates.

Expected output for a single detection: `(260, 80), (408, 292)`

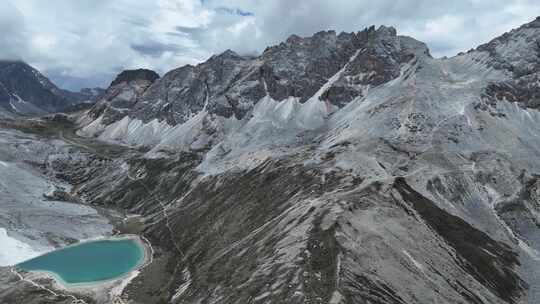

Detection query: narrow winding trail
(126, 169), (193, 300)
(10, 268), (88, 304)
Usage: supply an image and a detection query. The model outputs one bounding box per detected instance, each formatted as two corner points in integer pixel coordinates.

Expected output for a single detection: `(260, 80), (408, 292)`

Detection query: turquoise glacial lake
(17, 238), (144, 284)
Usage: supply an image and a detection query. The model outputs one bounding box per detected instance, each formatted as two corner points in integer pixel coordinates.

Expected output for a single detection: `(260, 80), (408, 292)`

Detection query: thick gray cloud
(1, 0), (539, 90)
(131, 41), (186, 58)
(0, 2), (28, 60)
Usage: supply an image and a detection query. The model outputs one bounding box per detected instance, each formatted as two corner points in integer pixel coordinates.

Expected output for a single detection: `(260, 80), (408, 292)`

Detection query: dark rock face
(110, 69), (160, 87)
(133, 50), (263, 124)
(88, 26), (428, 126)
(259, 30), (358, 103)
(395, 177), (526, 303)
(322, 27), (429, 107)
(87, 68), (160, 125)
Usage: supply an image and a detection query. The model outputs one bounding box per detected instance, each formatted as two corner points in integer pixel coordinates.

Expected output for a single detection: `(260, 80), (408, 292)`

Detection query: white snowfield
(0, 228), (41, 266)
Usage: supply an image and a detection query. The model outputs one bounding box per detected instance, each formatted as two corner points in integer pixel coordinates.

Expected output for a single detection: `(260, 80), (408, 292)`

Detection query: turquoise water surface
(17, 238), (144, 284)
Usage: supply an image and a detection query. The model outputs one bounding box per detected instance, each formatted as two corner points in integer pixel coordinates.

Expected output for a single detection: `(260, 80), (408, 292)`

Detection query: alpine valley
(1, 17), (540, 304)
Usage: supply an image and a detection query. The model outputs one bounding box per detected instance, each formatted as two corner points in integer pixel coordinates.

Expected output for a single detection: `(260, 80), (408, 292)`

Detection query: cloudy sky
(1, 0), (539, 91)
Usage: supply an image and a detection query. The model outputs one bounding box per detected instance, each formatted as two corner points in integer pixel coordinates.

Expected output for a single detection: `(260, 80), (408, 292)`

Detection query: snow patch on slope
(98, 117), (173, 147)
(197, 94), (330, 174)
(77, 114), (107, 137)
(402, 250), (424, 271)
(0, 228), (42, 266)
(78, 115), (174, 148)
(196, 50), (365, 174)
(8, 94), (46, 115)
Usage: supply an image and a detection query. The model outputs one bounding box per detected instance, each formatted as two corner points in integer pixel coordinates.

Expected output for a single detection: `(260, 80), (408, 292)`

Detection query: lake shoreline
(14, 234), (153, 296)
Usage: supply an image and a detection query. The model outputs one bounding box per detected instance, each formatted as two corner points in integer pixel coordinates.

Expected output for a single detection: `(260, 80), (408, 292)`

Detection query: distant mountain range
(0, 60), (104, 117)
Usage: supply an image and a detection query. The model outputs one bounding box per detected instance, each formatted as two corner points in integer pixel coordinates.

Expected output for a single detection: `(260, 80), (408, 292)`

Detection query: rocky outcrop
(110, 69), (159, 87)
(85, 69), (160, 126)
(476, 17), (540, 109)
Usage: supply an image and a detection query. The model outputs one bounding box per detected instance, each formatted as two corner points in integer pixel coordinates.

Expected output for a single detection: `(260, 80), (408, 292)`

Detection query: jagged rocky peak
(375, 24), (396, 36)
(79, 23), (432, 143)
(356, 24), (398, 46)
(476, 16), (540, 108)
(356, 24), (431, 58)
(259, 25), (429, 106)
(477, 16), (540, 72)
(131, 48), (260, 125)
(208, 49), (245, 61)
(85, 68), (160, 125)
(318, 26), (430, 107)
(110, 68), (159, 87)
(285, 34), (303, 44)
